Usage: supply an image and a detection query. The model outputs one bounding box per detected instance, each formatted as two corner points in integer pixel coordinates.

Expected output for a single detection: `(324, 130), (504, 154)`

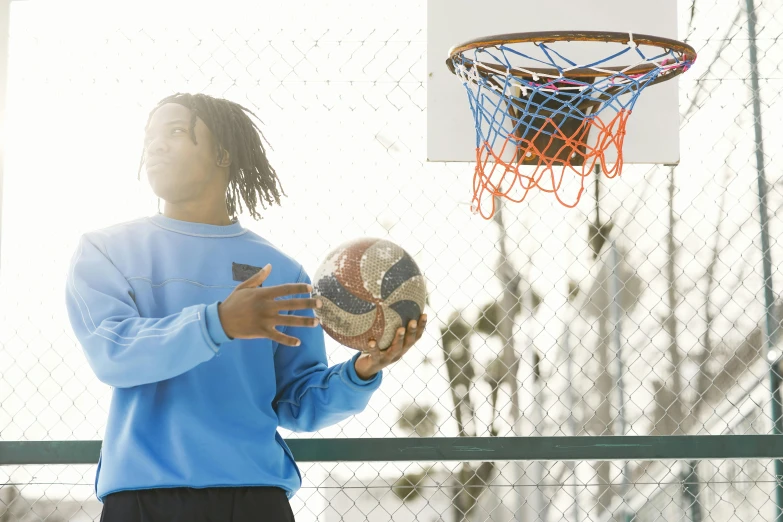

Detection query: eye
(171, 128), (187, 135)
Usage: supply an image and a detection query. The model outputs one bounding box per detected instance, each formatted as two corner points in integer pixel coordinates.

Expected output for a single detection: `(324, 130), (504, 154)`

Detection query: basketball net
(450, 35), (694, 219)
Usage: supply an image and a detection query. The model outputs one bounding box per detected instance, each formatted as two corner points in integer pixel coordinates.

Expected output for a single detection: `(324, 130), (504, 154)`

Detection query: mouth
(146, 161), (169, 171)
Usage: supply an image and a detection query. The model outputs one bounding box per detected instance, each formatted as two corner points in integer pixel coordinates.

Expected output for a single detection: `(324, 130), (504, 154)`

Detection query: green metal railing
(4, 437), (783, 466)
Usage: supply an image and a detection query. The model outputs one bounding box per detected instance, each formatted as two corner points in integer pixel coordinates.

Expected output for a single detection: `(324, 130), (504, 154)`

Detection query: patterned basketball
(312, 238), (427, 351)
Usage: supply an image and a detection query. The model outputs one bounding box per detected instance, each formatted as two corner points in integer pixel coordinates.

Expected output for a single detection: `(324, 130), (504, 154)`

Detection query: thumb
(236, 264), (272, 289)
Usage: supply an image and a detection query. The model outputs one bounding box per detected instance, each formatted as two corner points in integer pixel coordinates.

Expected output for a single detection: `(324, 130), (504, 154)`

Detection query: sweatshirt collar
(149, 214), (248, 238)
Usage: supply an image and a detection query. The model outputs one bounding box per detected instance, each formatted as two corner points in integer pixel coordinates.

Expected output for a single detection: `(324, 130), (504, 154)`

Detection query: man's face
(143, 103), (224, 204)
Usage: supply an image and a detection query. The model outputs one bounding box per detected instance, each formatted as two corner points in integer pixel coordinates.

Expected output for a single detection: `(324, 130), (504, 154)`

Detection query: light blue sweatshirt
(65, 214), (381, 501)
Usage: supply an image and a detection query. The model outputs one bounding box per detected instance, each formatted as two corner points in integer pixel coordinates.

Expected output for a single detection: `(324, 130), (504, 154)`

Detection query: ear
(216, 146), (231, 168)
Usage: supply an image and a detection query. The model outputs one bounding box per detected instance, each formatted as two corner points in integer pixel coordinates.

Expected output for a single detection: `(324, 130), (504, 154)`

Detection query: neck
(162, 199), (233, 226)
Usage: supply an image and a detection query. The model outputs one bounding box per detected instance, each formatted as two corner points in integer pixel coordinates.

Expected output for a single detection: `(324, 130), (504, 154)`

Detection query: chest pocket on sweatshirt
(232, 262), (266, 283)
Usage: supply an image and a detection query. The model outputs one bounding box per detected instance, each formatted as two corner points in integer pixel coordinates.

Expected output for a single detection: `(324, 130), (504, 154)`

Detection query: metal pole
(609, 240), (631, 521)
(0, 0), (11, 274)
(563, 323), (581, 522)
(682, 461), (703, 522)
(529, 288), (545, 521)
(744, 0), (783, 520)
(498, 202), (523, 522)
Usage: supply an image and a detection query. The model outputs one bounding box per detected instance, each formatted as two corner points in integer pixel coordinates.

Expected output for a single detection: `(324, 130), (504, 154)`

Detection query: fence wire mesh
(1, 457), (781, 521)
(1, 0), (783, 520)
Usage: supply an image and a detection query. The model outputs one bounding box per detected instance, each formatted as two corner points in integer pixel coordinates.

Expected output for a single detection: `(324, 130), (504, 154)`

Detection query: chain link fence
(1, 0), (783, 520)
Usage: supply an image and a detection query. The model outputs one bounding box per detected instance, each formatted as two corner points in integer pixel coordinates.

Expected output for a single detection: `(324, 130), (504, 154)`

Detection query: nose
(145, 136), (168, 156)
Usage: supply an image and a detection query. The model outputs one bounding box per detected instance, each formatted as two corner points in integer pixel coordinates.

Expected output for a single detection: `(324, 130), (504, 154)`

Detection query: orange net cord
(471, 110), (631, 219)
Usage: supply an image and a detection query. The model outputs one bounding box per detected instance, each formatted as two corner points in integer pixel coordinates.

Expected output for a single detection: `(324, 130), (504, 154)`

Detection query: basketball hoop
(447, 31), (697, 219)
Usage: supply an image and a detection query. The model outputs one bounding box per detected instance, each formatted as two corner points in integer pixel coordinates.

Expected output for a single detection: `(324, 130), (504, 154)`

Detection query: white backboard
(427, 0), (681, 164)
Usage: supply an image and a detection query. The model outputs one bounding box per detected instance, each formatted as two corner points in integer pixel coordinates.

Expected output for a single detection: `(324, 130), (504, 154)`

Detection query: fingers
(366, 315), (427, 358)
(364, 327), (404, 366)
(267, 330), (303, 347)
(236, 264), (272, 289)
(262, 283), (314, 299)
(276, 314), (320, 328)
(366, 319), (413, 350)
(388, 326), (408, 358)
(415, 314), (427, 343)
(403, 319), (418, 348)
(262, 315), (319, 346)
(273, 297), (323, 312)
(365, 340), (382, 359)
(370, 326), (405, 354)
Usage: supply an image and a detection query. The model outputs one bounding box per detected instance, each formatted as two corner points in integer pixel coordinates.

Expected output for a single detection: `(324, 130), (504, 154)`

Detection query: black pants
(99, 486), (295, 522)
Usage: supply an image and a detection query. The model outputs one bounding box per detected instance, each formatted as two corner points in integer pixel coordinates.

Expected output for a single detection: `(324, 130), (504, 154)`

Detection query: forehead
(147, 103), (192, 129)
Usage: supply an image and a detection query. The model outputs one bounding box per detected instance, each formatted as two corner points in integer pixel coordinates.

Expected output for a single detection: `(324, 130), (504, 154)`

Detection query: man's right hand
(217, 264), (322, 346)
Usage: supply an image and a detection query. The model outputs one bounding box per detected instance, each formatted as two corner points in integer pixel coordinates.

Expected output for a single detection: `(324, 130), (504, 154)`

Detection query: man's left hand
(354, 314), (427, 380)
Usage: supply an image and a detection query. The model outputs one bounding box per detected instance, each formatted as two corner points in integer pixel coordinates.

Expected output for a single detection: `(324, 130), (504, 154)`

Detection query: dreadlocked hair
(138, 93), (285, 220)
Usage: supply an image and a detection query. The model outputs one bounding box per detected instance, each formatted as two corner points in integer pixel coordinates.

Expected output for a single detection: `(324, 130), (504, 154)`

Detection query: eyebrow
(145, 119), (191, 133)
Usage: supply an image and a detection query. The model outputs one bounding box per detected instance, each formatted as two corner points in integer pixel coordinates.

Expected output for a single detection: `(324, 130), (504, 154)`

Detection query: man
(65, 93), (426, 521)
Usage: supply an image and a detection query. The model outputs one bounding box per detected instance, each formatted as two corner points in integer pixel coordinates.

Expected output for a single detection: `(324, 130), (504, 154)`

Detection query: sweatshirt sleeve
(273, 267), (382, 432)
(65, 235), (223, 388)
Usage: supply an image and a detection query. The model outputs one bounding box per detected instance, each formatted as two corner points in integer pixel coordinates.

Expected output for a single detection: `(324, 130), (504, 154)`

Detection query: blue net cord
(450, 37), (694, 219)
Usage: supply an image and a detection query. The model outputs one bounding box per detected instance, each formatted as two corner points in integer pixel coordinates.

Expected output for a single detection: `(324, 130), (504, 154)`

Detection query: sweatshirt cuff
(342, 352), (383, 388)
(205, 302), (233, 346)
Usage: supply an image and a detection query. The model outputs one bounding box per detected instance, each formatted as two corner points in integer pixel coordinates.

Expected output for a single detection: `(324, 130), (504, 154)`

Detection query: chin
(149, 182), (201, 208)
(148, 176), (181, 203)
(147, 166), (173, 192)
